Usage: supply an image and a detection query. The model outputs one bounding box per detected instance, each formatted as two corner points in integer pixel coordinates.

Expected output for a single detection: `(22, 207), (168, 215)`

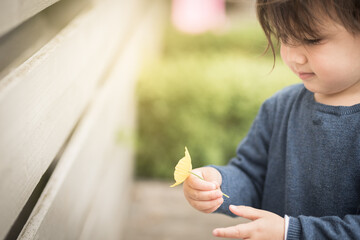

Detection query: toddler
(183, 0), (360, 239)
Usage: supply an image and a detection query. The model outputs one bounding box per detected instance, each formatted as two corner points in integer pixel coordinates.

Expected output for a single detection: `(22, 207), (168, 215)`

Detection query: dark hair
(256, 0), (360, 61)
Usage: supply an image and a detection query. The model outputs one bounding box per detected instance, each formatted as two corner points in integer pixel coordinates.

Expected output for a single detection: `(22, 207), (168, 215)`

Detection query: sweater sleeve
(287, 214), (360, 239)
(211, 97), (275, 216)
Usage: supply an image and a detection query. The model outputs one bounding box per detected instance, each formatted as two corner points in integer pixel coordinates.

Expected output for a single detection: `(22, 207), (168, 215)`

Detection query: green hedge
(135, 23), (298, 180)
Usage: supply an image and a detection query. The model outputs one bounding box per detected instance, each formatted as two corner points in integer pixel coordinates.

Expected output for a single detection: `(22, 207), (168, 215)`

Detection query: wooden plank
(77, 144), (135, 240)
(0, 0), (60, 37)
(0, 0), (88, 80)
(0, 13), (56, 80)
(18, 1), (164, 238)
(18, 10), (143, 238)
(78, 3), (167, 238)
(0, 0), (142, 238)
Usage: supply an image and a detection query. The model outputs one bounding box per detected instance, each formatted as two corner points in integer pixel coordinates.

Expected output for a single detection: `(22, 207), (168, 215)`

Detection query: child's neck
(315, 89), (360, 106)
(314, 80), (360, 106)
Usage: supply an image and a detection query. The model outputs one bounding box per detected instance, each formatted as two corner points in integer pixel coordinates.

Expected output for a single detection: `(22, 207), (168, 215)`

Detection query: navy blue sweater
(213, 84), (360, 239)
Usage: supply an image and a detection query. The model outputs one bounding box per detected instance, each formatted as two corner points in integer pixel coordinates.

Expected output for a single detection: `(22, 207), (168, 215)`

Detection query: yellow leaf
(170, 147), (192, 187)
(169, 147), (230, 198)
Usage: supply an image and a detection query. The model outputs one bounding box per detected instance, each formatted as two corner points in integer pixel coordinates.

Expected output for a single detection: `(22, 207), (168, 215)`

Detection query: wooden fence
(0, 0), (165, 239)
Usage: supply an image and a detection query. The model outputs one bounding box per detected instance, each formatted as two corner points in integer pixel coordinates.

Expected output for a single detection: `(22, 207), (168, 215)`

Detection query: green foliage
(164, 23), (270, 57)
(135, 23), (298, 180)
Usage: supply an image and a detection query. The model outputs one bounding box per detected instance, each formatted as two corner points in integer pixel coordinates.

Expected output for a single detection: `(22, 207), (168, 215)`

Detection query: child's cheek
(280, 46), (290, 67)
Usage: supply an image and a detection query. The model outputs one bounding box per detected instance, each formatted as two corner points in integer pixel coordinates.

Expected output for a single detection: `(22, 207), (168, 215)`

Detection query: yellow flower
(170, 147), (229, 198)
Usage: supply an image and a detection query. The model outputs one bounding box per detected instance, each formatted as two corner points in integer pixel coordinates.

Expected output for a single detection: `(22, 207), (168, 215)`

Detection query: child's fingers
(213, 223), (251, 239)
(185, 171), (218, 191)
(201, 200), (224, 213)
(203, 206), (220, 214)
(185, 188), (223, 201)
(190, 198), (224, 212)
(229, 205), (267, 220)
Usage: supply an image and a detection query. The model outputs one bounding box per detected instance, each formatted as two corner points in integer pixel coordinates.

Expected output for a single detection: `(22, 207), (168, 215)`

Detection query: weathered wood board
(0, 0), (152, 238)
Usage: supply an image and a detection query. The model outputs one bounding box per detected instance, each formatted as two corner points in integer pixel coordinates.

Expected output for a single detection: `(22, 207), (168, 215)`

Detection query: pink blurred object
(171, 0), (226, 34)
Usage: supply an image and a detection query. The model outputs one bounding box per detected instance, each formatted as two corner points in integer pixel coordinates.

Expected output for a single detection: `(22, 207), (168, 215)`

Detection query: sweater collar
(305, 89), (360, 115)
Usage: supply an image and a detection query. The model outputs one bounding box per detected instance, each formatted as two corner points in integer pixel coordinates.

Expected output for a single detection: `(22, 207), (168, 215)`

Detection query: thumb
(187, 169), (217, 191)
(229, 205), (267, 220)
(196, 166), (222, 188)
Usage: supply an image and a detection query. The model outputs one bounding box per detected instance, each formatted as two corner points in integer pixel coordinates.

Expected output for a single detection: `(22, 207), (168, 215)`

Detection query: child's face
(280, 18), (360, 104)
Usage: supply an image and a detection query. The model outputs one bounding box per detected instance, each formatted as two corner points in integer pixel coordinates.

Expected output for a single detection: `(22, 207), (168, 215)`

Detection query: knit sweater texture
(212, 84), (360, 239)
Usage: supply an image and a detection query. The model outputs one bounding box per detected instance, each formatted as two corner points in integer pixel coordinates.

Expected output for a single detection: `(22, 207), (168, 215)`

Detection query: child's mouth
(298, 72), (315, 80)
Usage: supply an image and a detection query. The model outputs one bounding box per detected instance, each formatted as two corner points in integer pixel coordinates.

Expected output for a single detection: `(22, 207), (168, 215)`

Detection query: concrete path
(122, 180), (247, 240)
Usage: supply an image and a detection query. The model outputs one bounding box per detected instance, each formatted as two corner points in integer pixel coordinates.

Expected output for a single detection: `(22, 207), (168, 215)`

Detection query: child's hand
(183, 167), (224, 213)
(213, 205), (285, 239)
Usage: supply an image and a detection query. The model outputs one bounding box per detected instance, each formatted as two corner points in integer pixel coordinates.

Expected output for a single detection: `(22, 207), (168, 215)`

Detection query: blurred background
(135, 1), (297, 181)
(125, 0), (298, 240)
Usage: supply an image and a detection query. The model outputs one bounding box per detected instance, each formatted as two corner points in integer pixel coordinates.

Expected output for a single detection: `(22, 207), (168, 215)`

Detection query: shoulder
(250, 84), (308, 142)
(256, 83), (308, 126)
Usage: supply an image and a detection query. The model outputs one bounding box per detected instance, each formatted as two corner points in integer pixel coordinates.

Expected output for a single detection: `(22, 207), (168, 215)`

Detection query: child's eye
(304, 38), (322, 45)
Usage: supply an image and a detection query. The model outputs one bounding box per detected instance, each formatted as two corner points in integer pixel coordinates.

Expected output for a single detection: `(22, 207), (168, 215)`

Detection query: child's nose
(281, 44), (307, 65)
